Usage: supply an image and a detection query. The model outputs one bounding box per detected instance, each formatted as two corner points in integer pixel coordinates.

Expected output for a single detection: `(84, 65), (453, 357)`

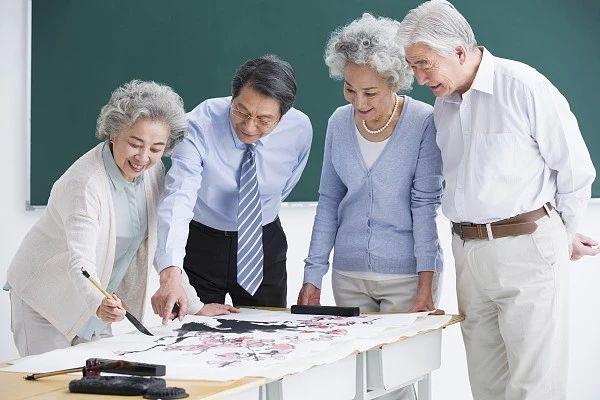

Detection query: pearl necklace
(362, 94), (399, 135)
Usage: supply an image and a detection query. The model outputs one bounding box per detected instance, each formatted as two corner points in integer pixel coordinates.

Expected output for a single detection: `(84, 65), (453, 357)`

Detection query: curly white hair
(96, 80), (187, 154)
(324, 13), (413, 91)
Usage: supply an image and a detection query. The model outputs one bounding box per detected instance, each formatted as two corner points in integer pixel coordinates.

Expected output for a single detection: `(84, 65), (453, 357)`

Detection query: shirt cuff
(155, 252), (185, 273)
(565, 229), (576, 245)
(303, 266), (325, 289)
(416, 255), (442, 273)
(186, 298), (204, 315)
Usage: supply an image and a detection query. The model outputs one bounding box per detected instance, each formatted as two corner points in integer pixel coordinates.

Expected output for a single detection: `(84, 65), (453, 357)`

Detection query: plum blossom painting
(2, 309), (452, 381)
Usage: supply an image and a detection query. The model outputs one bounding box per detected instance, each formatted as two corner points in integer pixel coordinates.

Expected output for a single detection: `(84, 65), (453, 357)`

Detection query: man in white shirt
(399, 1), (597, 399)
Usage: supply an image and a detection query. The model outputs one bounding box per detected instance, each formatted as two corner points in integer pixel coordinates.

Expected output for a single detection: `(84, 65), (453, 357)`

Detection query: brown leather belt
(452, 203), (553, 240)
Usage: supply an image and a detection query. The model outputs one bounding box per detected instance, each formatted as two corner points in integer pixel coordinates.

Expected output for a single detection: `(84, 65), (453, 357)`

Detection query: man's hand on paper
(197, 303), (240, 317)
(151, 266), (188, 324)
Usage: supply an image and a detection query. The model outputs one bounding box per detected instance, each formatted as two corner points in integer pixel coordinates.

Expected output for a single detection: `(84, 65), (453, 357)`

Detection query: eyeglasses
(230, 103), (279, 132)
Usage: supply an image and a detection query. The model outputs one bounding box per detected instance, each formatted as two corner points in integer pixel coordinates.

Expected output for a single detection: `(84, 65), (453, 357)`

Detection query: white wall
(1, 1), (599, 398)
(1, 0), (44, 360)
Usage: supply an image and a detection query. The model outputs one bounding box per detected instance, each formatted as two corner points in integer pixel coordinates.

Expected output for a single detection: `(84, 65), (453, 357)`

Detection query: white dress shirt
(434, 48), (595, 239)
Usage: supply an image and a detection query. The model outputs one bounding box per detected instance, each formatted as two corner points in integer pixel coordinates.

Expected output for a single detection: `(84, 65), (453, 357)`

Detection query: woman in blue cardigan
(298, 13), (444, 315)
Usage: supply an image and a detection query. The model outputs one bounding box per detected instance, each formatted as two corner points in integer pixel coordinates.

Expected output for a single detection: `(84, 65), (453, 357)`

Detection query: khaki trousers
(332, 272), (441, 313)
(453, 210), (569, 400)
(10, 292), (105, 357)
(332, 271), (441, 400)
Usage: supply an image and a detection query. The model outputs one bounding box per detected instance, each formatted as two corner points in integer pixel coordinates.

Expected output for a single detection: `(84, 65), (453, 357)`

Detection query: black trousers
(183, 218), (287, 308)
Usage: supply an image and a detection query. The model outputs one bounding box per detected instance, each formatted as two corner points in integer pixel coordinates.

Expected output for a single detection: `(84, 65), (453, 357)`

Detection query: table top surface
(0, 367), (268, 400)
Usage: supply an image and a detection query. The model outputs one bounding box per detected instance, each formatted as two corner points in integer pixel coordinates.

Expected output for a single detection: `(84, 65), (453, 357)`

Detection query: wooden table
(0, 365), (267, 400)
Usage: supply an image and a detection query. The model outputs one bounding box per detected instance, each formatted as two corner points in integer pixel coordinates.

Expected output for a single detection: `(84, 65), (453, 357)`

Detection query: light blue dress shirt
(156, 97), (312, 272)
(78, 142), (148, 340)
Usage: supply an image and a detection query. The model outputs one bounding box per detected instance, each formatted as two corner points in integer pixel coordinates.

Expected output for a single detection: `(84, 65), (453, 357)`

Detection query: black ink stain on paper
(178, 319), (296, 335)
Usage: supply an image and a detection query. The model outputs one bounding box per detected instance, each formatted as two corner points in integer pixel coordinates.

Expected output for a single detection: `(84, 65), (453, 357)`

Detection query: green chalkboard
(30, 0), (600, 206)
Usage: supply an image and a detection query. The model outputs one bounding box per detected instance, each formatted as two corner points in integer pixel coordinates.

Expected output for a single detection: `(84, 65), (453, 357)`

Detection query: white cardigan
(7, 143), (203, 340)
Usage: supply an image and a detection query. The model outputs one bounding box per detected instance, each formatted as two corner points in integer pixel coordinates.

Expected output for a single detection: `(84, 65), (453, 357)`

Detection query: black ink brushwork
(177, 320), (297, 335)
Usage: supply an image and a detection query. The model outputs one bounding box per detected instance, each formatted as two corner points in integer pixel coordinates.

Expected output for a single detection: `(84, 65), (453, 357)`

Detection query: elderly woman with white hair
(298, 13), (443, 317)
(5, 80), (236, 357)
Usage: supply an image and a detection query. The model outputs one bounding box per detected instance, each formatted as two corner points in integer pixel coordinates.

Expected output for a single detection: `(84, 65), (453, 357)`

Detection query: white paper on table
(2, 309), (450, 381)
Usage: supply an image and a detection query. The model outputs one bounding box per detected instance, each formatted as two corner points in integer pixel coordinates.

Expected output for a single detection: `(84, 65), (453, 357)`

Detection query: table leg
(417, 373), (431, 400)
(354, 352), (367, 400)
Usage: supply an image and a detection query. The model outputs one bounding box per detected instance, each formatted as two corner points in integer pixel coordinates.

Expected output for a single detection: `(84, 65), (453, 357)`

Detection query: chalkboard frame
(26, 0), (34, 210)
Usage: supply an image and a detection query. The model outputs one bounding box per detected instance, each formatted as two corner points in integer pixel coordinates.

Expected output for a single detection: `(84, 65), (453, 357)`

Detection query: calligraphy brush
(25, 359), (165, 380)
(81, 268), (153, 336)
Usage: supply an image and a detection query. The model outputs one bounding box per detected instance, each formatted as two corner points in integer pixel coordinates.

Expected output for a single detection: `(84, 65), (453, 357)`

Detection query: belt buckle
(542, 203), (551, 217)
(457, 222), (471, 239)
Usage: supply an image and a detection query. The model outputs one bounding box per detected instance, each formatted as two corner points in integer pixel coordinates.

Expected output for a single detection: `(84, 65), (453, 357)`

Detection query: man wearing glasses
(152, 55), (312, 322)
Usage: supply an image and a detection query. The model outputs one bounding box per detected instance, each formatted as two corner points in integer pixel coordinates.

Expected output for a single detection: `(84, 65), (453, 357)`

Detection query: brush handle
(25, 367), (83, 380)
(87, 276), (112, 299)
(81, 268), (116, 299)
(81, 269), (125, 314)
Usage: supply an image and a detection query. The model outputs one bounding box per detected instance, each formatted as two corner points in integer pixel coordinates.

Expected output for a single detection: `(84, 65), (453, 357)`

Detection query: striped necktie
(236, 144), (264, 295)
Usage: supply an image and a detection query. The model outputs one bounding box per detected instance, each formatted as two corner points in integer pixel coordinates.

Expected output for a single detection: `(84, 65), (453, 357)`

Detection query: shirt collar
(469, 47), (495, 95)
(439, 46), (495, 104)
(102, 141), (143, 191)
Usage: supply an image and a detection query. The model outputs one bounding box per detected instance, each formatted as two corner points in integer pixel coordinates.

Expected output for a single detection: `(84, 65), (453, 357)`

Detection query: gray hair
(397, 0), (477, 56)
(232, 54), (297, 116)
(324, 13), (413, 91)
(96, 80), (187, 154)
